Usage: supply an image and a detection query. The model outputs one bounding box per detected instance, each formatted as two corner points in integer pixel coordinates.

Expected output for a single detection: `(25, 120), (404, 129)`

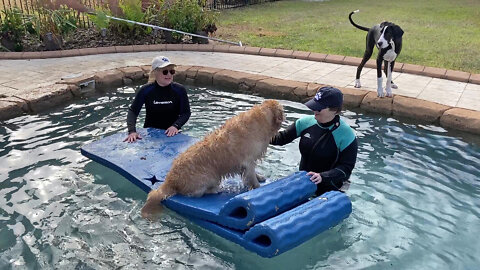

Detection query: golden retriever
(141, 100), (285, 218)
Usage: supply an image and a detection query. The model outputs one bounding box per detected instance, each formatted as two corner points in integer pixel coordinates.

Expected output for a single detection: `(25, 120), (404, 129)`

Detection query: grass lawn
(215, 0), (480, 74)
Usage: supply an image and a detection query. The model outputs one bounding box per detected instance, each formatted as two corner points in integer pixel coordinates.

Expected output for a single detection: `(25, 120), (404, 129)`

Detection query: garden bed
(19, 28), (187, 52)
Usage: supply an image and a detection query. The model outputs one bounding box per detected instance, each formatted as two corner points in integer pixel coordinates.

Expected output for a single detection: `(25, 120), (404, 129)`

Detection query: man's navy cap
(304, 86), (343, 111)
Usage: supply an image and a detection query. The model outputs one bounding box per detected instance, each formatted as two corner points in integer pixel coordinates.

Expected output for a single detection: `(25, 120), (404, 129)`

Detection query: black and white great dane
(349, 10), (404, 97)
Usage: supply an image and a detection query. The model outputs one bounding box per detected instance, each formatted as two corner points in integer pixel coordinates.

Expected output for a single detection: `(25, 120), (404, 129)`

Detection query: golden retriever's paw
(141, 203), (164, 220)
(256, 173), (266, 183)
(247, 180), (260, 190)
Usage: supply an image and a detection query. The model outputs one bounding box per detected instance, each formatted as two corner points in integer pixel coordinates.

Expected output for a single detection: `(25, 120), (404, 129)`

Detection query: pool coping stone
(2, 64), (480, 135)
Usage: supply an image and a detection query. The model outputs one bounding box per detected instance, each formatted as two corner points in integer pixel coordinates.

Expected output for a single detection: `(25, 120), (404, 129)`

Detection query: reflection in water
(0, 85), (479, 269)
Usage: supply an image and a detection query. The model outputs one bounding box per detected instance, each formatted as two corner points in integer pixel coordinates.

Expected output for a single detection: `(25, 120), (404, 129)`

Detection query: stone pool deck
(1, 45), (480, 135)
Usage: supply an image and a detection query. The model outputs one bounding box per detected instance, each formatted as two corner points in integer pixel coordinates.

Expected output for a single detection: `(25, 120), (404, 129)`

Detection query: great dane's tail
(349, 10), (370, 32)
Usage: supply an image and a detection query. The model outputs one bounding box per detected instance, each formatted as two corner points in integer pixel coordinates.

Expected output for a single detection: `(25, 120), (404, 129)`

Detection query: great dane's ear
(393, 25), (404, 37)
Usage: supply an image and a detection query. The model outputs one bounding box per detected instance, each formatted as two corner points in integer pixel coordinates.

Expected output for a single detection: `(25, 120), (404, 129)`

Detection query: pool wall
(1, 63), (479, 135)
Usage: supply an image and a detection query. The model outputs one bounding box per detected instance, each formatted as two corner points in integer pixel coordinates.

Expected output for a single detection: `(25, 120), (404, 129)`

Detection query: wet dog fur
(141, 100), (285, 218)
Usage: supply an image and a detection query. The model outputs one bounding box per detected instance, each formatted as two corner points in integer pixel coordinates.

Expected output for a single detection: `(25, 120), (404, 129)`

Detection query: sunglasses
(160, 69), (175, 75)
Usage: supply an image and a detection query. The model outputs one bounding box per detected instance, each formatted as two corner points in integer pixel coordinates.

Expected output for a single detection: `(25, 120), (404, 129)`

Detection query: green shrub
(28, 7), (77, 37)
(0, 7), (25, 51)
(163, 0), (218, 40)
(88, 9), (111, 30)
(109, 0), (149, 36)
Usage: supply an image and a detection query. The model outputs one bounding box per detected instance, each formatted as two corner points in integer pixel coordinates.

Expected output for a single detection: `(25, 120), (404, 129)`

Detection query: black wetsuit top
(127, 82), (191, 133)
(271, 115), (358, 194)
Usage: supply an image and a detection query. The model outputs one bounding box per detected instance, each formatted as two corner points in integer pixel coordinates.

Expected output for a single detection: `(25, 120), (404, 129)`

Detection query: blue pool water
(0, 85), (479, 269)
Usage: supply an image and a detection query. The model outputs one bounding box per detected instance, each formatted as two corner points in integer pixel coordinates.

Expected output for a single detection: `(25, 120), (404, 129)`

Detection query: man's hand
(124, 132), (142, 143)
(165, 126), (179, 137)
(307, 171), (322, 184)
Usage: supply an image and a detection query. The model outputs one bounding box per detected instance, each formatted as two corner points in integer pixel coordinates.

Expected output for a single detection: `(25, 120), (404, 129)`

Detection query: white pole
(103, 14), (243, 47)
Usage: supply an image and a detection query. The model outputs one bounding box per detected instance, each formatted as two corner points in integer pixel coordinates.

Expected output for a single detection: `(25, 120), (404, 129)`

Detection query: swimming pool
(1, 85), (479, 269)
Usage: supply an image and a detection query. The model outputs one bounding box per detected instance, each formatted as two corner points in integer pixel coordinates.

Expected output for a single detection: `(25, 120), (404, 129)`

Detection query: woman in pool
(124, 56), (191, 142)
(270, 86), (358, 195)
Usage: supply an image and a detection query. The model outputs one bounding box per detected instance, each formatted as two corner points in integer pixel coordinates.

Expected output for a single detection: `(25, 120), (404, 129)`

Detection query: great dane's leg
(376, 56), (385, 97)
(384, 61), (393, 97)
(383, 60), (398, 89)
(355, 34), (375, 88)
(390, 61), (398, 89)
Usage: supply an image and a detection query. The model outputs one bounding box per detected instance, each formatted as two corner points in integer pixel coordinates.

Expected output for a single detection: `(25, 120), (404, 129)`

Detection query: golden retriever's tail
(141, 185), (175, 219)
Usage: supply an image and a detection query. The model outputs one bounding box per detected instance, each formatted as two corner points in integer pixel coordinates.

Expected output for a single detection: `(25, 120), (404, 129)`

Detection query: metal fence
(0, 0), (279, 26)
(0, 0), (102, 27)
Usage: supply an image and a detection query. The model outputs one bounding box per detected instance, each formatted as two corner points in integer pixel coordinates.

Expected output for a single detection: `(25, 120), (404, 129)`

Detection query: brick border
(1, 44), (478, 85)
(2, 64), (480, 135)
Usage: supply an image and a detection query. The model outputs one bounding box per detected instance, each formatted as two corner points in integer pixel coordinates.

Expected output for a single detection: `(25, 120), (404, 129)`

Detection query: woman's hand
(165, 126), (179, 137)
(124, 132), (142, 143)
(307, 171), (322, 184)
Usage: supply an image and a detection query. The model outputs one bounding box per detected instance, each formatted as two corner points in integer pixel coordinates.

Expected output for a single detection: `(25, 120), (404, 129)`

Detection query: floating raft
(81, 128), (352, 257)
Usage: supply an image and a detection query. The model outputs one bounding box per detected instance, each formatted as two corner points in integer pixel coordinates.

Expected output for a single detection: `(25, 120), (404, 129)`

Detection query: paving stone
(343, 56), (362, 66)
(402, 64), (424, 75)
(213, 45), (231, 53)
(393, 62), (403, 72)
(340, 87), (369, 108)
(197, 44), (214, 52)
(3, 52), (24, 59)
(325, 54), (345, 64)
(423, 67), (447, 79)
(133, 45), (150, 52)
(306, 83), (323, 97)
(14, 84), (75, 113)
(213, 70), (251, 90)
(57, 74), (95, 87)
(22, 52), (42, 59)
(97, 47), (117, 54)
(445, 70), (471, 83)
(94, 69), (124, 89)
(182, 44), (200, 51)
(115, 45), (134, 53)
(259, 48), (277, 57)
(148, 44), (167, 51)
(228, 46), (245, 54)
(365, 59), (376, 69)
(118, 66), (145, 81)
(166, 44), (183, 51)
(469, 73), (480, 84)
(275, 49), (294, 58)
(0, 97), (28, 120)
(196, 67), (223, 86)
(240, 74), (271, 92)
(393, 95), (450, 122)
(440, 108), (480, 135)
(185, 66), (202, 79)
(61, 49), (81, 57)
(307, 52), (327, 62)
(360, 91), (393, 114)
(244, 46), (261, 55)
(292, 51), (310, 60)
(254, 78), (305, 100)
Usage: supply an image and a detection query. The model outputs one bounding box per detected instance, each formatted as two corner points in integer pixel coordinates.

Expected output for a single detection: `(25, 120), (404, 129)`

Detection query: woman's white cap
(151, 56), (175, 71)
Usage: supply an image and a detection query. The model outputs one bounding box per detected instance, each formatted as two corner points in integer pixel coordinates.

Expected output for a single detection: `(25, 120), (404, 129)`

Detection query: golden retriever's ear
(275, 107), (285, 125)
(262, 100), (284, 126)
(271, 101), (285, 125)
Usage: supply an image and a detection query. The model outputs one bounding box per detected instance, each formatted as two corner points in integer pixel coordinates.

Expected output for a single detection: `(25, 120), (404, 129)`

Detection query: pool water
(1, 85), (479, 269)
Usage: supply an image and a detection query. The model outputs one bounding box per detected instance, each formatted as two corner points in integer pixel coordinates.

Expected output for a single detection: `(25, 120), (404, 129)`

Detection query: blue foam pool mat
(81, 128), (352, 257)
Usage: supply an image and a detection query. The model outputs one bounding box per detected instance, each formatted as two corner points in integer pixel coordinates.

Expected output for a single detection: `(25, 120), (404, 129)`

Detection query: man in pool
(124, 56), (191, 142)
(270, 86), (358, 195)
